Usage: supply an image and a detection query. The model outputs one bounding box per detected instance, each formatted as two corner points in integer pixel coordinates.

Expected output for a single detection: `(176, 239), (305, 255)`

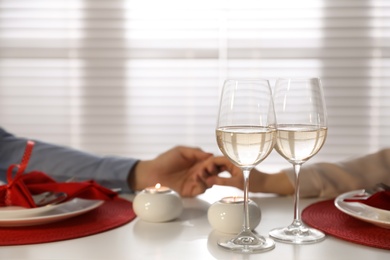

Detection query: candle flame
(155, 183), (161, 189)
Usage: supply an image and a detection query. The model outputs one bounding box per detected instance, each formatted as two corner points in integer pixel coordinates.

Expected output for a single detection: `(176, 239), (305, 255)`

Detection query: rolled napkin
(344, 191), (390, 211)
(0, 141), (117, 208)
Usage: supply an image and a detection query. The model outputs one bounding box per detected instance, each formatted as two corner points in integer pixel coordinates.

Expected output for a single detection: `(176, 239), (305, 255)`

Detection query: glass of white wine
(269, 78), (327, 244)
(216, 79), (276, 253)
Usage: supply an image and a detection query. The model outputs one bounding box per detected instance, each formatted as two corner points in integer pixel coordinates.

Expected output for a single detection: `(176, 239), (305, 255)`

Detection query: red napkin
(344, 191), (390, 211)
(0, 141), (117, 208)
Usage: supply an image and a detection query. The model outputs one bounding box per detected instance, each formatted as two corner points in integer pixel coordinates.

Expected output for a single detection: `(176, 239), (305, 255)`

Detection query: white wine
(275, 124), (327, 164)
(216, 126), (276, 168)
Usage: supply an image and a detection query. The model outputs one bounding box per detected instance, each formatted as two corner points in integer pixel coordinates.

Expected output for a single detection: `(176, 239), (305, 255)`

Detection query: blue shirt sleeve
(0, 127), (138, 193)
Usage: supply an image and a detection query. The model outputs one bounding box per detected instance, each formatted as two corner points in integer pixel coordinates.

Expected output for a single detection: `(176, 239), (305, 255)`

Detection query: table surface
(0, 186), (389, 260)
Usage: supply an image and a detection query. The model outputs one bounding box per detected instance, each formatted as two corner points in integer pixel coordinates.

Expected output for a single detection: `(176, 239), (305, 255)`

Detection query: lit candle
(133, 184), (183, 222)
(220, 196), (245, 204)
(145, 183), (171, 194)
(207, 196), (261, 234)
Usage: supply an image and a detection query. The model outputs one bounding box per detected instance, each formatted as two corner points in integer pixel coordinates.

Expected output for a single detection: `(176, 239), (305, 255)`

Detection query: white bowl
(207, 197), (261, 234)
(133, 189), (183, 222)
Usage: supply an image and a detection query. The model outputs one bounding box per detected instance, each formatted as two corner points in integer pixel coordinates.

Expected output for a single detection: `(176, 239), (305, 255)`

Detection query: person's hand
(204, 157), (294, 195)
(129, 146), (225, 197)
(202, 156), (244, 190)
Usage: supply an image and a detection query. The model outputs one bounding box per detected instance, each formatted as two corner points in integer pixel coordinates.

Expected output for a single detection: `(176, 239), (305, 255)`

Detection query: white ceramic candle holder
(207, 196), (261, 234)
(133, 184), (183, 223)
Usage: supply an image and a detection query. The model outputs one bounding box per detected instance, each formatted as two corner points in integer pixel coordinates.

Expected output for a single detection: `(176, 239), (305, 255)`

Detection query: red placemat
(302, 199), (390, 250)
(0, 198), (136, 246)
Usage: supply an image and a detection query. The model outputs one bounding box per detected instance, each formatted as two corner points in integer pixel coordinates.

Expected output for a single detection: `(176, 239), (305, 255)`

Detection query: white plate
(0, 198), (104, 227)
(334, 189), (390, 229)
(0, 201), (70, 218)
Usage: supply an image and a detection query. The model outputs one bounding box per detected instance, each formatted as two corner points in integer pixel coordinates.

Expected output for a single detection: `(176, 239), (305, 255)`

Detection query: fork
(32, 191), (68, 207)
(365, 183), (390, 195)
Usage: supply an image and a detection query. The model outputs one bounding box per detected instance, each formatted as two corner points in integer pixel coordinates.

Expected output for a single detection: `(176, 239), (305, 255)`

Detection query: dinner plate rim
(0, 199), (74, 219)
(0, 198), (104, 227)
(334, 189), (390, 229)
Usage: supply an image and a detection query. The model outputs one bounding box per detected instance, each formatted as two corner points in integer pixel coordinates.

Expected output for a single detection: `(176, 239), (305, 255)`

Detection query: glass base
(218, 230), (275, 253)
(269, 220), (325, 244)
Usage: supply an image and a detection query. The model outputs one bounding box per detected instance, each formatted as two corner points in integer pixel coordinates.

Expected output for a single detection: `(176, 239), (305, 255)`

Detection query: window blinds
(0, 0), (389, 171)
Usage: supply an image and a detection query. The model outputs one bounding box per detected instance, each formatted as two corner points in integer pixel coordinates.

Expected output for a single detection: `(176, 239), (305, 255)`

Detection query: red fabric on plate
(0, 141), (117, 208)
(302, 199), (390, 250)
(0, 198), (136, 246)
(344, 191), (390, 211)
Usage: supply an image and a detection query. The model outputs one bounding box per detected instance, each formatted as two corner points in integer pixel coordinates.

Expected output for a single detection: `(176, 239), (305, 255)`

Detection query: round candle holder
(133, 185), (183, 223)
(207, 197), (261, 234)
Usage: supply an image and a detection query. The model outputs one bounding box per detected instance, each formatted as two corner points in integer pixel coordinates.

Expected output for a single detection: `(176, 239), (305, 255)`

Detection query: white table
(0, 186), (388, 260)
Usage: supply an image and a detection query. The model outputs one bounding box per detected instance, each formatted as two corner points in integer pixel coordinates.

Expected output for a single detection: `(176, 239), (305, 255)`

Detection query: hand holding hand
(129, 146), (226, 197)
(204, 157), (294, 195)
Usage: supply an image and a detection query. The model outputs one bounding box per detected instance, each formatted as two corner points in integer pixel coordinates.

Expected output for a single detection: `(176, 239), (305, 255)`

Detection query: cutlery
(364, 183), (390, 195)
(350, 183), (390, 200)
(32, 191), (68, 207)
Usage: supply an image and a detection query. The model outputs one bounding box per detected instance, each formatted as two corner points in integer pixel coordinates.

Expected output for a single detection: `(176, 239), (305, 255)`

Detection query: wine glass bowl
(216, 126), (276, 168)
(275, 124), (327, 165)
(269, 77), (327, 244)
(216, 79), (276, 253)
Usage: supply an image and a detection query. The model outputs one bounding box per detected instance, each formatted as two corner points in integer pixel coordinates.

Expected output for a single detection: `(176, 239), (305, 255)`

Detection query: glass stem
(243, 169), (251, 231)
(293, 164), (302, 223)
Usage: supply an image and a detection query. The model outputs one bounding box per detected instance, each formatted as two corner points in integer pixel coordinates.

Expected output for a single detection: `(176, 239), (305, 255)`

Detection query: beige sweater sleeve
(284, 149), (390, 198)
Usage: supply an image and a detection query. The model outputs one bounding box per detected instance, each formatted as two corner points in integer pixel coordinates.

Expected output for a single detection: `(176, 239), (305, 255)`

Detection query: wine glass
(269, 78), (327, 244)
(216, 79), (276, 253)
